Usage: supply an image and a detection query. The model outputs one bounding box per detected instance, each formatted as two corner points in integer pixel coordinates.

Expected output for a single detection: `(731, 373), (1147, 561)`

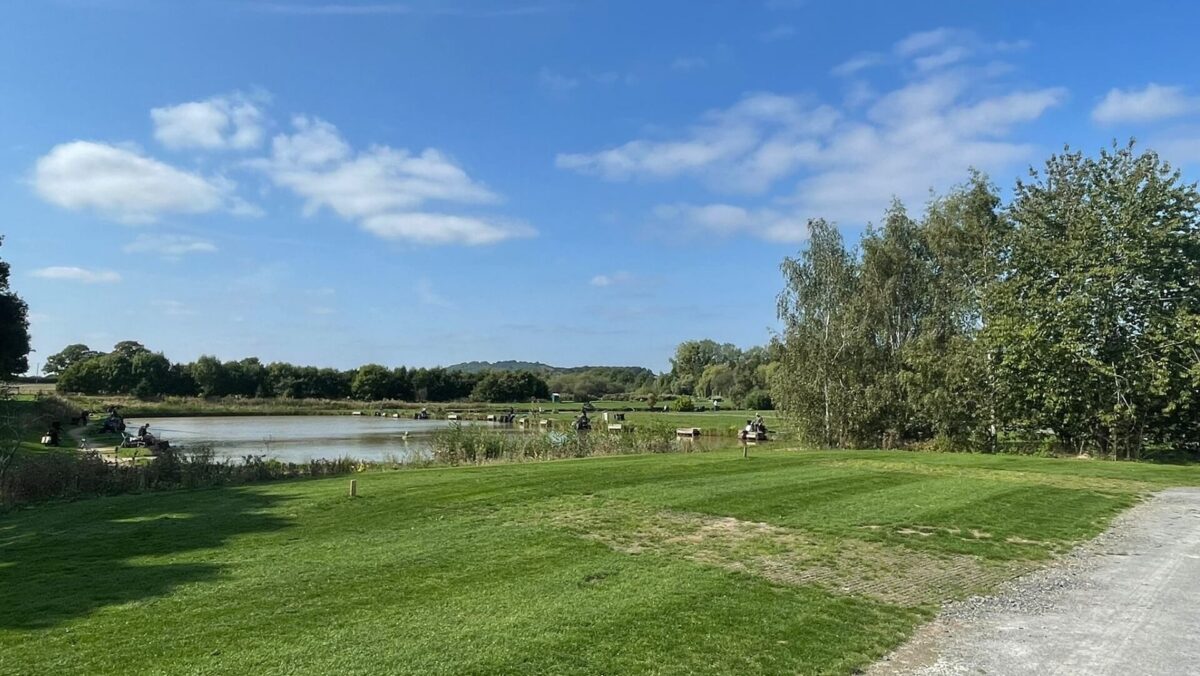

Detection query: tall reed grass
(428, 423), (697, 465)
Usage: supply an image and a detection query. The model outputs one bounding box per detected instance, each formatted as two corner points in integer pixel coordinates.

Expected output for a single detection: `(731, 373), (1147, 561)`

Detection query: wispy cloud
(255, 115), (533, 245)
(248, 3), (558, 17)
(1093, 84), (1200, 124)
(33, 266), (122, 284)
(759, 24), (795, 43)
(559, 28), (1065, 239)
(590, 271), (634, 287)
(671, 56), (708, 72)
(124, 233), (218, 258)
(831, 52), (883, 77)
(415, 278), (454, 308)
(538, 67), (579, 92)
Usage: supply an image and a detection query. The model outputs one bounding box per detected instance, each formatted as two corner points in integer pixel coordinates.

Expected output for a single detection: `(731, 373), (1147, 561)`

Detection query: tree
(471, 371), (550, 403)
(988, 143), (1200, 458)
(775, 219), (863, 447)
(0, 237), (30, 379)
(352, 364), (394, 401)
(43, 344), (101, 376)
(191, 355), (229, 398)
(111, 340), (150, 358)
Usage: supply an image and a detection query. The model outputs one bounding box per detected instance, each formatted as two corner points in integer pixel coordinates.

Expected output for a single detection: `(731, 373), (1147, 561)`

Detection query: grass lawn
(4, 448), (1199, 675)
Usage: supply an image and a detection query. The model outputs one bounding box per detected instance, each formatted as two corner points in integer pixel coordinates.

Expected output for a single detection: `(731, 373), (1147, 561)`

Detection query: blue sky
(3, 0), (1199, 373)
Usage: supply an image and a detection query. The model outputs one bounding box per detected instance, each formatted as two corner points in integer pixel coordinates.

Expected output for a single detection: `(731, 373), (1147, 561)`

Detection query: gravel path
(869, 488), (1200, 676)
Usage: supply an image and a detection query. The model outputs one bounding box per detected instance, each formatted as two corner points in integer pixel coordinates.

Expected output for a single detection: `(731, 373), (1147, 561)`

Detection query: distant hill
(446, 361), (655, 377)
(446, 360), (556, 374)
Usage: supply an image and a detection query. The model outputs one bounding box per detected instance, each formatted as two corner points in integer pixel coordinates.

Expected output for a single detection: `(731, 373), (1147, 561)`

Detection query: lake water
(124, 415), (454, 463)
(119, 415), (737, 463)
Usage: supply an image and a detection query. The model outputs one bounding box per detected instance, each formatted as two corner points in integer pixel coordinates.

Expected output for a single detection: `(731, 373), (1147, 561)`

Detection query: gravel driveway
(869, 488), (1200, 676)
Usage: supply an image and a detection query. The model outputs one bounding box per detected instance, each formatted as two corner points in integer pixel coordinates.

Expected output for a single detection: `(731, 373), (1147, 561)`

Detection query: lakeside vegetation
(775, 145), (1200, 460)
(4, 448), (1200, 674)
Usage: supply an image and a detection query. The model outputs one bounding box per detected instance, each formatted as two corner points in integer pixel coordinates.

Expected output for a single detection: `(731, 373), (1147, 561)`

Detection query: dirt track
(870, 488), (1200, 675)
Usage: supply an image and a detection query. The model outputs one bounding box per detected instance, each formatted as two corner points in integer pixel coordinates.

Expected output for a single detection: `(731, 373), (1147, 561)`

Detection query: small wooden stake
(349, 479), (358, 497)
(741, 437), (749, 459)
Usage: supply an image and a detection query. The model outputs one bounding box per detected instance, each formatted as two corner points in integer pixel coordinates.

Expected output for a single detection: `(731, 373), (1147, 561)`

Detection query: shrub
(671, 396), (695, 412)
(0, 444), (361, 508)
(742, 389), (773, 411)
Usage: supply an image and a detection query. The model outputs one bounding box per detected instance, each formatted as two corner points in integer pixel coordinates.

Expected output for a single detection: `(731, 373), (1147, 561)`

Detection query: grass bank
(3, 449), (1199, 674)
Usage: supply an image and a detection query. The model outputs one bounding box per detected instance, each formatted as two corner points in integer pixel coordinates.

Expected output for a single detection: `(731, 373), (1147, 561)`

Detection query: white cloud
(258, 116), (531, 245)
(33, 266), (122, 284)
(123, 233), (218, 257)
(560, 31), (1065, 238)
(1092, 84), (1200, 124)
(151, 93), (266, 150)
(654, 203), (809, 242)
(539, 67), (579, 92)
(362, 213), (532, 246)
(250, 3), (553, 17)
(760, 24), (796, 43)
(831, 52), (883, 77)
(556, 92), (838, 193)
(32, 141), (226, 223)
(894, 28), (963, 57)
(590, 271), (634, 287)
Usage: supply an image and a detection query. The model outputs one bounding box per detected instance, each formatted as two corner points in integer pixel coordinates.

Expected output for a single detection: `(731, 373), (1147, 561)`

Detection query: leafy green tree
(775, 218), (864, 447)
(43, 343), (100, 377)
(988, 143), (1200, 458)
(0, 237), (30, 379)
(352, 364), (394, 401)
(111, 340), (150, 358)
(742, 389), (773, 411)
(190, 355), (228, 398)
(471, 371), (550, 403)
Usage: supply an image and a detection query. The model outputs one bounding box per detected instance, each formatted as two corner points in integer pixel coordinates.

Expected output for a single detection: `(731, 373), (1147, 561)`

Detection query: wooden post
(741, 436), (748, 459)
(349, 479), (358, 497)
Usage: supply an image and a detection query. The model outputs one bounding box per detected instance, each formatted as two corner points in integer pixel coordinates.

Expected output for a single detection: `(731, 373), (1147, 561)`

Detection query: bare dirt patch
(539, 497), (1027, 607)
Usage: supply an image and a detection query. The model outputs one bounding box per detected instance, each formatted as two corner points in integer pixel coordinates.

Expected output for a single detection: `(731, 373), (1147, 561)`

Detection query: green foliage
(775, 143), (1200, 459)
(742, 389), (773, 411)
(43, 343), (100, 376)
(470, 370), (550, 402)
(672, 395), (696, 412)
(987, 143), (1200, 459)
(351, 364), (394, 401)
(0, 237), (30, 379)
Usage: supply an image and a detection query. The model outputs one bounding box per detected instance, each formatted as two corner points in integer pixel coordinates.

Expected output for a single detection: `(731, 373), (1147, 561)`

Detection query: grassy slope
(4, 449), (1199, 675)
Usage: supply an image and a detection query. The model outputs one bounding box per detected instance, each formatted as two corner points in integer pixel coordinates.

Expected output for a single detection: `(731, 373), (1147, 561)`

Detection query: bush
(429, 424), (684, 466)
(742, 389), (773, 411)
(0, 445), (361, 508)
(671, 396), (695, 412)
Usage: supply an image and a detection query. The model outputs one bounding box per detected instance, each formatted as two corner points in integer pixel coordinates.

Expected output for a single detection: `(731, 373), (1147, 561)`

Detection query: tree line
(46, 340), (771, 406)
(49, 342), (553, 403)
(774, 143), (1200, 459)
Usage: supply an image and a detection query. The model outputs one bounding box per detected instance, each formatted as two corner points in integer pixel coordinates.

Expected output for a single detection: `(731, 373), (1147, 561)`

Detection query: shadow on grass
(0, 485), (293, 630)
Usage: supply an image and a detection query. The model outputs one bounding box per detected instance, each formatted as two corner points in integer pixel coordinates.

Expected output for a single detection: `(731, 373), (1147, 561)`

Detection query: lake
(123, 415), (454, 463)
(118, 415), (738, 463)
